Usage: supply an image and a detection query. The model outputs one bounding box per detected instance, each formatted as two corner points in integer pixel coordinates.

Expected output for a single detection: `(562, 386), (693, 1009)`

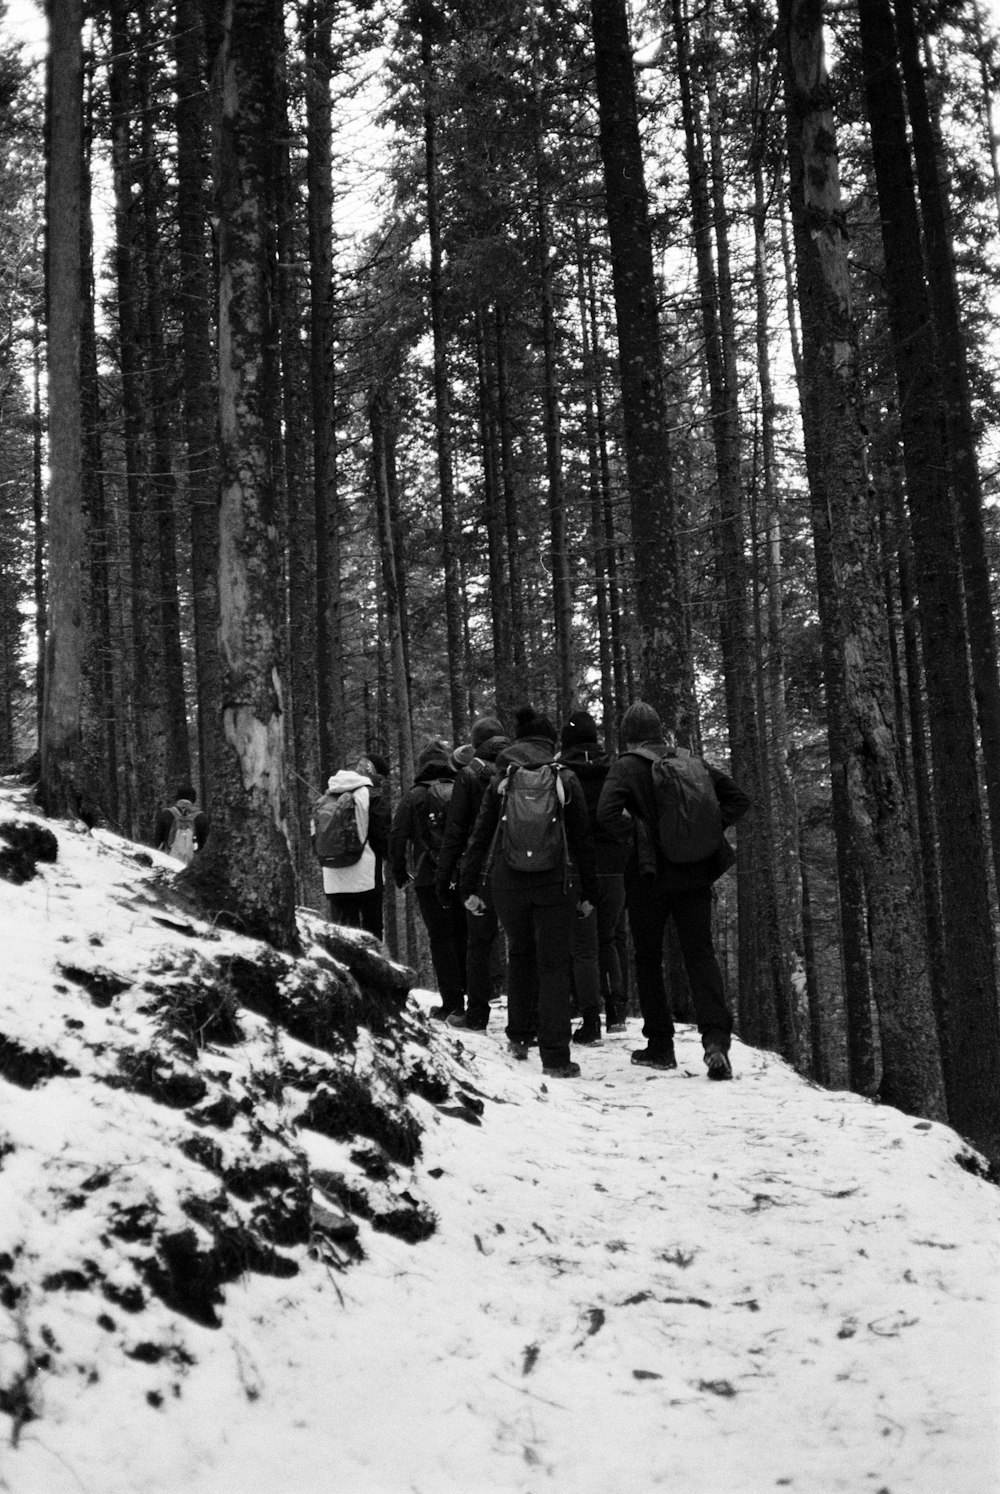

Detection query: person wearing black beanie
(460, 707), (598, 1078)
(557, 711), (629, 1042)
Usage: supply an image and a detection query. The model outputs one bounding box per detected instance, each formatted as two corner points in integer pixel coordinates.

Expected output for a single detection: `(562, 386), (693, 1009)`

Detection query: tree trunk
(110, 0), (167, 840)
(138, 15), (191, 795)
(494, 306), (526, 683)
(39, 0), (98, 821)
(859, 0), (998, 1148)
(174, 0), (224, 813)
(893, 0), (1000, 913)
(474, 306), (515, 720)
(193, 0), (298, 952)
(589, 0), (687, 732)
(419, 11), (466, 742)
(305, 0), (346, 775)
(673, 0), (797, 1061)
(280, 14), (322, 906)
(778, 0), (945, 1121)
(529, 11), (573, 714)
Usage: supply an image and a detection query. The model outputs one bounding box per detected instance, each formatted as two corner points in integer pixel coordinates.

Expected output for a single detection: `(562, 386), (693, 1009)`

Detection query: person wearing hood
(313, 763), (390, 938)
(433, 715), (508, 1032)
(558, 710), (630, 1042)
(596, 699), (750, 1079)
(354, 753), (392, 941)
(389, 739), (466, 1020)
(154, 782), (210, 862)
(460, 707), (598, 1079)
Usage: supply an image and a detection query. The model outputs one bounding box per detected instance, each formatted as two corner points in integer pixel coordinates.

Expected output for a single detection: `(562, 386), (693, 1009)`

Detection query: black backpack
(628, 745), (722, 863)
(416, 779), (455, 862)
(313, 789), (367, 867)
(497, 763), (568, 872)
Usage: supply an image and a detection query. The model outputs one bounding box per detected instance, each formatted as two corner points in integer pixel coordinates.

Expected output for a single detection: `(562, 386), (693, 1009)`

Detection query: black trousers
(327, 880), (383, 940)
(491, 865), (576, 1068)
(464, 901), (500, 1021)
(415, 884), (467, 1012)
(625, 876), (732, 1051)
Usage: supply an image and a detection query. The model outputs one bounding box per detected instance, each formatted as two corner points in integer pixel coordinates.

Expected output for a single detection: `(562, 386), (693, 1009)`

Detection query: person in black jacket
(390, 740), (466, 1019)
(433, 715), (508, 1032)
(460, 708), (598, 1078)
(596, 699), (751, 1079)
(557, 711), (630, 1042)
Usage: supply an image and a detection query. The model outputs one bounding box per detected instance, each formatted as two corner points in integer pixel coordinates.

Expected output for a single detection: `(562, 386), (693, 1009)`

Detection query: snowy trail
(39, 1004), (988, 1494)
(3, 787), (997, 1494)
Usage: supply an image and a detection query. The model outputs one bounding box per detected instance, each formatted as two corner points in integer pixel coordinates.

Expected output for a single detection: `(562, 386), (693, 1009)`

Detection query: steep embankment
(0, 785), (479, 1439)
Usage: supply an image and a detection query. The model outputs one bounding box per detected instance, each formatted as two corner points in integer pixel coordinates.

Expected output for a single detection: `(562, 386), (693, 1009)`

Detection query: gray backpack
(498, 764), (568, 872)
(629, 746), (722, 863)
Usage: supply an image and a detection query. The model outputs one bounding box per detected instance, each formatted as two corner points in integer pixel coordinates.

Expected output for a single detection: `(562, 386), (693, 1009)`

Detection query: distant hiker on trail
(313, 763), (390, 940)
(390, 739), (467, 1021)
(433, 715), (509, 1033)
(557, 710), (629, 1043)
(154, 784), (209, 866)
(460, 707), (597, 1079)
(596, 699), (750, 1080)
(354, 752), (391, 941)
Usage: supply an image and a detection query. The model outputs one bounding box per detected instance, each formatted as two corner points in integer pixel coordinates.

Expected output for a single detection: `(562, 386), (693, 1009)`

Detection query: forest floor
(1, 782), (998, 1494)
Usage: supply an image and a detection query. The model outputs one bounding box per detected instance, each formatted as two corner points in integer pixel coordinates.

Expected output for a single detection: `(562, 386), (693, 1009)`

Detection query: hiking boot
(508, 1040), (531, 1061)
(572, 1013), (602, 1045)
(631, 1044), (677, 1070)
(542, 1061), (581, 1079)
(429, 1004), (463, 1021)
(705, 1045), (733, 1080)
(447, 1011), (488, 1031)
(604, 1000), (627, 1033)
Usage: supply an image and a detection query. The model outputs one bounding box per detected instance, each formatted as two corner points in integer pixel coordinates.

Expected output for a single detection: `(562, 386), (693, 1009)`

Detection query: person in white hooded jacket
(312, 765), (390, 938)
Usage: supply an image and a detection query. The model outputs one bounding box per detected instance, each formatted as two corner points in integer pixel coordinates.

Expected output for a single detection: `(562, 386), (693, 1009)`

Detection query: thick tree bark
(279, 17), (322, 907)
(369, 384), (414, 790)
(138, 15), (191, 796)
(893, 0), (1000, 913)
(589, 0), (687, 732)
(80, 81), (118, 822)
(859, 0), (998, 1149)
(174, 0), (224, 812)
(39, 0), (99, 821)
(672, 0), (797, 1062)
(778, 0), (945, 1121)
(419, 9), (466, 742)
(881, 0), (1000, 1157)
(109, 0), (168, 838)
(305, 0), (346, 775)
(192, 0), (298, 952)
(474, 306), (516, 722)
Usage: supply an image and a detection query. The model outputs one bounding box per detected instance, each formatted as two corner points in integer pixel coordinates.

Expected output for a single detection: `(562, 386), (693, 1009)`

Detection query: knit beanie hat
(514, 705), (557, 744)
(620, 700), (662, 746)
(471, 715), (504, 749)
(478, 733), (510, 762)
(451, 742), (476, 770)
(560, 710), (599, 750)
(417, 738), (451, 770)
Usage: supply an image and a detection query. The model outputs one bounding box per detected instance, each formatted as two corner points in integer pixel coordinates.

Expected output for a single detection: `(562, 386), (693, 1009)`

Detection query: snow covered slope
(1, 784), (997, 1494)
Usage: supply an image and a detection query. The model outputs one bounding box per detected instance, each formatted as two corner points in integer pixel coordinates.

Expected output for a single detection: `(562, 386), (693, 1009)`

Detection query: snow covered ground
(1, 784), (999, 1494)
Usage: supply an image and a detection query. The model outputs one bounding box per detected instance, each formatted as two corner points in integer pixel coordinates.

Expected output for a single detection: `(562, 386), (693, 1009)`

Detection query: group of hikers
(310, 700), (751, 1082)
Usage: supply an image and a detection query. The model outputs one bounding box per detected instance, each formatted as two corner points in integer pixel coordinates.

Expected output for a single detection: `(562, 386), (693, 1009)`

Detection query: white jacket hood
(326, 770), (372, 793)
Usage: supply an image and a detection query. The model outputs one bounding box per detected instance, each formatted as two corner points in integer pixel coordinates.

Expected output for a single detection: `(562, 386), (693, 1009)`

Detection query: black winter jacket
(596, 738), (751, 891)
(556, 742), (630, 876)
(433, 756), (496, 899)
(459, 740), (598, 904)
(389, 754), (457, 889)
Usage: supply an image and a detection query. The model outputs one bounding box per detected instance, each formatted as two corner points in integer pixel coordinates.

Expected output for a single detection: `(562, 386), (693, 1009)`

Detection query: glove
(464, 894), (486, 916)
(577, 899), (594, 919)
